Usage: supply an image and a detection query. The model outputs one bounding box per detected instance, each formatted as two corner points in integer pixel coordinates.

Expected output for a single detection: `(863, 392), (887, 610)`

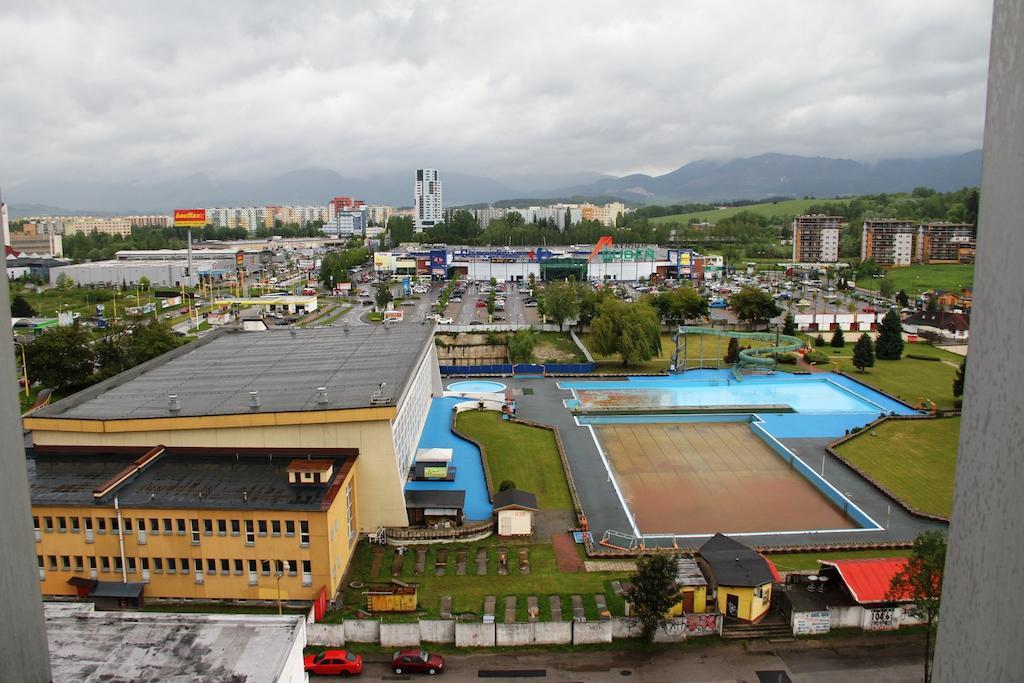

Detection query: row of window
(38, 554), (313, 584)
(34, 515), (311, 546)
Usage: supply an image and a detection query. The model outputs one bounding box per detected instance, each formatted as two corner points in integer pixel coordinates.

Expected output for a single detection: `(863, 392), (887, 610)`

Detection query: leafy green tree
(10, 294), (36, 318)
(782, 313), (797, 336)
(138, 276), (151, 291)
(25, 325), (96, 390)
(626, 554), (678, 641)
(889, 531), (947, 683)
(728, 286), (781, 330)
(952, 359), (966, 398)
(543, 281), (580, 331)
(724, 337), (740, 364)
(650, 286), (708, 325)
(852, 333), (875, 372)
(507, 329), (537, 364)
(55, 273), (75, 291)
(374, 282), (394, 310)
(896, 289), (910, 308)
(814, 334), (826, 347)
(875, 309), (905, 360)
(830, 327), (845, 348)
(589, 299), (661, 366)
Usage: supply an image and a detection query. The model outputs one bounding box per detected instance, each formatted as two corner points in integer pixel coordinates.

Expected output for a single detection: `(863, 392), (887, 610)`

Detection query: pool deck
(452, 373), (947, 550)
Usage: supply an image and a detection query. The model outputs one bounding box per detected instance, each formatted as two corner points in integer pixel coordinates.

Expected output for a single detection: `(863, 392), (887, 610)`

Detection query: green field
(766, 548), (913, 573)
(826, 342), (962, 409)
(651, 198), (822, 225)
(835, 417), (960, 518)
(455, 410), (572, 510)
(861, 263), (974, 297)
(580, 332), (776, 373)
(332, 537), (630, 622)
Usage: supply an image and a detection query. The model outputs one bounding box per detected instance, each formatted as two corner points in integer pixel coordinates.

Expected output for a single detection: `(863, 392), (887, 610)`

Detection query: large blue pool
(447, 380), (507, 394)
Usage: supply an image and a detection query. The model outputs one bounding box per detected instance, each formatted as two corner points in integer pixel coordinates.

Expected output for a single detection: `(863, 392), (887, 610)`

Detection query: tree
(55, 273), (75, 291)
(625, 554), (678, 641)
(498, 479), (516, 492)
(724, 337), (740, 364)
(875, 309), (905, 360)
(507, 329), (537, 364)
(728, 286), (781, 330)
(374, 282), (394, 310)
(782, 312), (797, 336)
(814, 334), (826, 347)
(889, 531), (947, 683)
(589, 299), (661, 366)
(895, 289), (910, 308)
(830, 327), (845, 347)
(543, 281), (580, 331)
(10, 294), (36, 318)
(25, 325), (96, 391)
(138, 276), (151, 291)
(650, 286), (708, 325)
(879, 277), (895, 299)
(952, 359), (966, 398)
(852, 333), (875, 372)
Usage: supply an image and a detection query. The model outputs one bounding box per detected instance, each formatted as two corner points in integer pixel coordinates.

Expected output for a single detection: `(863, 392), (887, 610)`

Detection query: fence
(440, 361), (596, 376)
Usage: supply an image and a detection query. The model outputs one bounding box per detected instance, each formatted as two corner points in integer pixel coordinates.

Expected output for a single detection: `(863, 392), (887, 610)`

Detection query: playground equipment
(917, 397), (938, 415)
(671, 326), (805, 380)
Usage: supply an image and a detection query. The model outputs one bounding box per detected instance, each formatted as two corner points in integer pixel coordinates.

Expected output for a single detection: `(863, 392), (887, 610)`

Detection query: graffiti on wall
(685, 613), (720, 635)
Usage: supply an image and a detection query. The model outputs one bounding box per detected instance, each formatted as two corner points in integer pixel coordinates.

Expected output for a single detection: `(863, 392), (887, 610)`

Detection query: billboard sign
(174, 209), (206, 227)
(675, 248), (694, 277)
(600, 247), (657, 263)
(383, 310), (404, 322)
(235, 250), (245, 269)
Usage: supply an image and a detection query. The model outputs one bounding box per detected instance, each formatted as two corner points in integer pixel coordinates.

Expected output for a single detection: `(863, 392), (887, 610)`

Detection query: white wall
(391, 344), (437, 484)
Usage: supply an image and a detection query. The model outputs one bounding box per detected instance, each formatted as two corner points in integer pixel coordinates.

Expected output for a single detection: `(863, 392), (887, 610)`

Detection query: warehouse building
(25, 323), (441, 602)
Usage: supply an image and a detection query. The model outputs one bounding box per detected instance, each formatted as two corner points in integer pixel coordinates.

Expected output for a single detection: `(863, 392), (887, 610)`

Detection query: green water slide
(671, 326), (805, 380)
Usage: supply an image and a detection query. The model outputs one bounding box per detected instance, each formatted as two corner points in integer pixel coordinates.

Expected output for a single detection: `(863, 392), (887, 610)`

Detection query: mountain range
(6, 151), (981, 217)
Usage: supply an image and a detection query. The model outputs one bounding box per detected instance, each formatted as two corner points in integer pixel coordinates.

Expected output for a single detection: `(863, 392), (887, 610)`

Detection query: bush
(906, 353), (941, 361)
(498, 479), (516, 492)
(814, 334), (826, 347)
(804, 351), (831, 364)
(776, 353), (797, 365)
(830, 327), (845, 348)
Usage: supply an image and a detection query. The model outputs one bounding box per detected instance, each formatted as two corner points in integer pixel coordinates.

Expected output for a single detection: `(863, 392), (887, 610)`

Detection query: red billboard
(174, 209), (207, 227)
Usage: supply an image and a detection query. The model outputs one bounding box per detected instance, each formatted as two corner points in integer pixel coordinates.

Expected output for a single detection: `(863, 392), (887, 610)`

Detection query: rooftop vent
(370, 382), (392, 405)
(249, 391), (261, 409)
(168, 394), (181, 412)
(316, 387), (329, 405)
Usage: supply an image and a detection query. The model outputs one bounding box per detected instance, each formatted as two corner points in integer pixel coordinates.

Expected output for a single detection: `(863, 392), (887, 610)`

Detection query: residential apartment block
(861, 219), (917, 266)
(414, 169), (443, 232)
(916, 222), (976, 264)
(792, 214), (841, 263)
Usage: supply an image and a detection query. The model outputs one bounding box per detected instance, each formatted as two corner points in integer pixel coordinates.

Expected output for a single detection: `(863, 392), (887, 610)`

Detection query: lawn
(834, 416), (959, 518)
(531, 332), (586, 364)
(580, 332), (776, 373)
(861, 263), (974, 298)
(332, 537), (631, 622)
(455, 410), (572, 510)
(766, 548), (913, 573)
(650, 198), (822, 225)
(828, 342), (962, 409)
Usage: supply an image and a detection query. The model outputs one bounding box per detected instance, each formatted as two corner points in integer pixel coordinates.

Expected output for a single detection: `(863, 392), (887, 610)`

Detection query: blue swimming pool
(448, 380), (507, 394)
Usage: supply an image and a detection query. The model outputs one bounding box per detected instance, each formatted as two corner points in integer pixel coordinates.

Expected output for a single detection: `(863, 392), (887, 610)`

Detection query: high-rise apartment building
(861, 219), (916, 266)
(916, 222), (976, 264)
(792, 214), (841, 263)
(414, 169), (442, 232)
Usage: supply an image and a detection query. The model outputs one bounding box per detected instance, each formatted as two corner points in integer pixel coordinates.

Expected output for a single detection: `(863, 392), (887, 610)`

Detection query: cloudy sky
(0, 1), (994, 185)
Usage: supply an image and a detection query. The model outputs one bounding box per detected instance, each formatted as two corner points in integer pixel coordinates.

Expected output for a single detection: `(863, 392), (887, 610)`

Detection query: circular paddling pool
(447, 380), (507, 393)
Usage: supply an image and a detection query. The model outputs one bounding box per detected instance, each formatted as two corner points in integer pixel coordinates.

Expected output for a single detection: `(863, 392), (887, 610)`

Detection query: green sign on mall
(600, 247), (656, 263)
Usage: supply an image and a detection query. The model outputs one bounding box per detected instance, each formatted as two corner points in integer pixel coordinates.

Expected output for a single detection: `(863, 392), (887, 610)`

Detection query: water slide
(672, 326), (805, 380)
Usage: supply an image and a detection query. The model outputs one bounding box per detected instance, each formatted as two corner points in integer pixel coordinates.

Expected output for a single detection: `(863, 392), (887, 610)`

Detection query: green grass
(580, 332), (776, 373)
(861, 263), (974, 298)
(531, 332), (587, 364)
(835, 417), (959, 518)
(832, 343), (962, 409)
(455, 410), (572, 510)
(766, 548), (913, 573)
(332, 538), (631, 622)
(650, 198), (822, 225)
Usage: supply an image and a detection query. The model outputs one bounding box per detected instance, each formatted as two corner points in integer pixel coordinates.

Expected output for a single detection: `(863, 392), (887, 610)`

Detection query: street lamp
(13, 335), (29, 398)
(275, 560), (290, 615)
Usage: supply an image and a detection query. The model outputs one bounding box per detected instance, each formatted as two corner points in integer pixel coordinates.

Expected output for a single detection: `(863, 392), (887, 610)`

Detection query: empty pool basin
(447, 380), (507, 394)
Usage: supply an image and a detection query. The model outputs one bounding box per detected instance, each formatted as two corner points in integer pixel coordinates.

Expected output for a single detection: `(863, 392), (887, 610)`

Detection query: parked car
(862, 306), (877, 313)
(450, 297), (462, 303)
(305, 649), (363, 676)
(492, 315), (505, 321)
(436, 317), (453, 324)
(524, 301), (538, 307)
(392, 649), (444, 675)
(401, 300), (416, 306)
(476, 300), (487, 308)
(469, 320), (482, 325)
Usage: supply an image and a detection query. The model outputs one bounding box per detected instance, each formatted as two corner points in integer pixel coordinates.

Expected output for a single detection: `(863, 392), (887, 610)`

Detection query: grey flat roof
(45, 603), (302, 683)
(34, 323), (433, 420)
(405, 489), (466, 509)
(28, 449), (354, 510)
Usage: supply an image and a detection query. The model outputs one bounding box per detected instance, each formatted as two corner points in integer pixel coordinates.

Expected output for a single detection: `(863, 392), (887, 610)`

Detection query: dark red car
(304, 649), (363, 676)
(392, 648), (444, 675)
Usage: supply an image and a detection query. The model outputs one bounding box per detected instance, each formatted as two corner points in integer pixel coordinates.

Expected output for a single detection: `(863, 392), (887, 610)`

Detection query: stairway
(722, 620), (794, 640)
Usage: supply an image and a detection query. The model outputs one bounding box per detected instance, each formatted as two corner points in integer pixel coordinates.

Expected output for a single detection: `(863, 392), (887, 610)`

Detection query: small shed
(404, 489), (465, 527)
(492, 488), (538, 537)
(67, 578), (146, 610)
(365, 584), (418, 612)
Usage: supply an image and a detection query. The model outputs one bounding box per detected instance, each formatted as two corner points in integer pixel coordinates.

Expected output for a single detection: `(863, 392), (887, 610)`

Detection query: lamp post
(13, 335), (29, 398)
(275, 560), (290, 615)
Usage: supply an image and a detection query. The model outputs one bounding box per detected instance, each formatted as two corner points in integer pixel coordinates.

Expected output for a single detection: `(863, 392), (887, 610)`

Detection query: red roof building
(818, 558), (910, 604)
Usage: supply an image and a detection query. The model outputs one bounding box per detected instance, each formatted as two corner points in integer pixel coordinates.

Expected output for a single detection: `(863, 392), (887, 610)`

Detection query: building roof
(698, 533), (776, 587)
(675, 556), (708, 588)
(31, 324), (433, 421)
(492, 488), (539, 511)
(818, 558), (911, 604)
(905, 310), (971, 332)
(87, 580), (146, 599)
(404, 489), (466, 509)
(28, 446), (356, 511)
(45, 602), (303, 683)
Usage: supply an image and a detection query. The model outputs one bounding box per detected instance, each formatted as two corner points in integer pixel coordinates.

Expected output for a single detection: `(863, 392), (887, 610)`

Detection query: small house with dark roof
(903, 310), (970, 341)
(492, 488), (538, 536)
(697, 533), (781, 622)
(670, 555), (709, 615)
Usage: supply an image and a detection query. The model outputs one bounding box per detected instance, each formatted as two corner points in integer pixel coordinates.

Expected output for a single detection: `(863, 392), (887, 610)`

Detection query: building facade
(861, 220), (916, 266)
(414, 169), (443, 232)
(64, 217), (133, 238)
(792, 215), (841, 263)
(916, 222), (976, 264)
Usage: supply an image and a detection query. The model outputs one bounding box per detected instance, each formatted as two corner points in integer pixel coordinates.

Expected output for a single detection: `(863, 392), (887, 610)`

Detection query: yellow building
(25, 323), (442, 602)
(697, 533), (780, 623)
(669, 555), (709, 616)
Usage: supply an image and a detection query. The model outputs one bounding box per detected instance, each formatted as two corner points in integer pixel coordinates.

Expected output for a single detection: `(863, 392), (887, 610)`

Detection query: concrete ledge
(534, 621), (573, 644)
(496, 622), (536, 646)
(572, 620), (612, 644)
(420, 619), (455, 644)
(306, 622), (346, 645)
(380, 622), (420, 647)
(455, 622), (496, 648)
(344, 619), (380, 643)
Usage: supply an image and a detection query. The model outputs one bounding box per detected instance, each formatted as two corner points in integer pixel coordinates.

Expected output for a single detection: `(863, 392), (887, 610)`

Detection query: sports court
(595, 422), (857, 535)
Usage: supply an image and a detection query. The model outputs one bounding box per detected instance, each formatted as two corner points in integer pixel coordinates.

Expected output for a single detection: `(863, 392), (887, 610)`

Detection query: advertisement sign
(600, 247), (657, 263)
(793, 610), (831, 635)
(374, 252), (394, 271)
(869, 607), (897, 631)
(429, 249), (448, 270)
(383, 310), (404, 322)
(235, 250), (245, 269)
(174, 209), (206, 227)
(676, 248), (694, 277)
(423, 466), (449, 479)
(161, 296), (183, 309)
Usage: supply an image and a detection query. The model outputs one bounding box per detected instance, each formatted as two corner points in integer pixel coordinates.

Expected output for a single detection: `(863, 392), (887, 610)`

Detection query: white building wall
(391, 344), (437, 485)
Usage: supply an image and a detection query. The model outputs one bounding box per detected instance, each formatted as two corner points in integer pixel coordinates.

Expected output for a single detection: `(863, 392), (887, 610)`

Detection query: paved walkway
(550, 533), (584, 573)
(584, 559), (637, 572)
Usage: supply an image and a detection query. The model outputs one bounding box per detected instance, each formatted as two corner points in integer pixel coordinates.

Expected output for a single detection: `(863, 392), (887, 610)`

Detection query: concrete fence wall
(380, 622), (421, 647)
(455, 622), (496, 648)
(344, 619), (381, 643)
(572, 621), (613, 644)
(534, 621), (573, 645)
(307, 623), (346, 646)
(420, 619), (455, 644)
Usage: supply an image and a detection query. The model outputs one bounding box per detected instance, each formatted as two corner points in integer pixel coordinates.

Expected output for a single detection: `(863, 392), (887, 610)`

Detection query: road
(314, 640), (925, 682)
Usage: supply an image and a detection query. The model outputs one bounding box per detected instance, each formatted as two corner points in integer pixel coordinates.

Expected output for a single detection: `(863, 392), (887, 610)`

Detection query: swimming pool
(447, 380), (507, 394)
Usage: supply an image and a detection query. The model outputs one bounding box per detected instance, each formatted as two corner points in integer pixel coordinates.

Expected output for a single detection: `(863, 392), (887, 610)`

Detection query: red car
(304, 649), (363, 676)
(392, 648), (444, 675)
(476, 299), (487, 308)
(862, 306), (877, 313)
